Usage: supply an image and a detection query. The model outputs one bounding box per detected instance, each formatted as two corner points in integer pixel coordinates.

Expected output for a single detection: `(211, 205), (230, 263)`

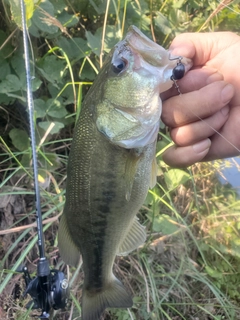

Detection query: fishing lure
(170, 56), (185, 94)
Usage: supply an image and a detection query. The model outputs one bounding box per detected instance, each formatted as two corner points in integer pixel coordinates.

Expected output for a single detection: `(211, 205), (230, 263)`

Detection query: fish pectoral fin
(149, 156), (157, 189)
(58, 213), (80, 267)
(82, 276), (132, 320)
(117, 217), (146, 255)
(125, 149), (142, 201)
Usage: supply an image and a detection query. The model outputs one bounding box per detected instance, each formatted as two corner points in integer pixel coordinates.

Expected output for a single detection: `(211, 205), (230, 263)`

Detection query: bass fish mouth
(123, 25), (192, 72)
(124, 25), (170, 67)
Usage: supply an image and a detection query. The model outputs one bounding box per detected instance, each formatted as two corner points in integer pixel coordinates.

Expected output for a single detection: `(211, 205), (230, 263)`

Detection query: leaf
(172, 0), (186, 9)
(88, 0), (102, 14)
(205, 266), (223, 279)
(46, 98), (68, 118)
(20, 152), (31, 167)
(28, 20), (41, 37)
(57, 10), (79, 29)
(126, 1), (151, 30)
(25, 0), (35, 20)
(0, 55), (11, 81)
(80, 62), (96, 80)
(10, 52), (26, 79)
(0, 30), (13, 58)
(10, 51), (41, 92)
(92, 0), (125, 15)
(32, 0), (58, 34)
(0, 75), (22, 93)
(49, 0), (66, 13)
(37, 55), (66, 86)
(31, 77), (42, 92)
(98, 25), (122, 53)
(38, 121), (64, 134)
(34, 99), (47, 118)
(85, 30), (101, 56)
(164, 169), (190, 190)
(9, 128), (30, 151)
(0, 93), (16, 105)
(56, 37), (88, 61)
(68, 0), (88, 12)
(9, 0), (34, 28)
(59, 85), (75, 105)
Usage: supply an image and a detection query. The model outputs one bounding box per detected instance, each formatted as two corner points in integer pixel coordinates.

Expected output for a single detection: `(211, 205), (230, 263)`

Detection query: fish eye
(111, 58), (127, 74)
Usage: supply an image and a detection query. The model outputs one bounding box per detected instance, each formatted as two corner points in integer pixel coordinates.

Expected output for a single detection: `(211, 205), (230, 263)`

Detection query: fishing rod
(19, 0), (68, 317)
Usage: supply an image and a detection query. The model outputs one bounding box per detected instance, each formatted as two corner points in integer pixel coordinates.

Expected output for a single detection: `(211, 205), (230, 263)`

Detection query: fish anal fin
(82, 277), (132, 320)
(149, 156), (157, 189)
(118, 217), (146, 255)
(58, 213), (80, 267)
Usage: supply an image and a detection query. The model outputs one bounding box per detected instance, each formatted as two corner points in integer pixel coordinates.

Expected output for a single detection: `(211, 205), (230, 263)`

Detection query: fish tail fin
(82, 277), (133, 320)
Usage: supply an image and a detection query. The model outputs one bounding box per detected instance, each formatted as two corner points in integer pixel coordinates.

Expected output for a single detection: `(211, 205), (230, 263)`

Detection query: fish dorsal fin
(149, 156), (157, 189)
(117, 217), (146, 255)
(125, 149), (142, 201)
(58, 213), (80, 267)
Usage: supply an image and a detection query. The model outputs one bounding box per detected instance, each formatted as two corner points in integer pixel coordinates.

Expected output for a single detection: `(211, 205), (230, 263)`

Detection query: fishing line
(172, 74), (240, 154)
(184, 105), (240, 154)
(169, 60), (240, 154)
(19, 0), (68, 318)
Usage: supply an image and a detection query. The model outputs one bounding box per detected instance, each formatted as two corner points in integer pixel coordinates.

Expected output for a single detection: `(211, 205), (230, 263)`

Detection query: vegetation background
(0, 0), (240, 319)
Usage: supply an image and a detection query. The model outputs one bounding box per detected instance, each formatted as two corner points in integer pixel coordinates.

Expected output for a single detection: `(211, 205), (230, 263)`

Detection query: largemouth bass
(58, 26), (191, 320)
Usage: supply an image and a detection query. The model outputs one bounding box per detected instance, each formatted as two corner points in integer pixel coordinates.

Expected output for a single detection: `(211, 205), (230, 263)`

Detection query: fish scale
(58, 25), (192, 320)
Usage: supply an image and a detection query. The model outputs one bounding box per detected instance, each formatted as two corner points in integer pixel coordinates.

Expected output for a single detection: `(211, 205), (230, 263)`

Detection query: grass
(2, 157), (240, 319)
(1, 0), (240, 319)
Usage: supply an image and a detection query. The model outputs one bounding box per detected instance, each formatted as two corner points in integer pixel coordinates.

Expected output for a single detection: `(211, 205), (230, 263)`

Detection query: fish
(58, 25), (191, 320)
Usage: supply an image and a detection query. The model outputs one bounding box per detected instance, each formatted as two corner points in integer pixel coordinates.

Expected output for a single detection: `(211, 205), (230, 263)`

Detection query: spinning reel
(19, 1), (69, 318)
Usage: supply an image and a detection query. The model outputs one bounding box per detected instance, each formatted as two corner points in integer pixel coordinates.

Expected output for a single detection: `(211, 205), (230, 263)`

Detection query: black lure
(170, 56), (185, 94)
(171, 58), (185, 81)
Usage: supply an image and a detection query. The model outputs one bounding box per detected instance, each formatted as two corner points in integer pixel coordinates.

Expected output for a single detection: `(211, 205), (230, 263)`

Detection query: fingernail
(221, 105), (230, 116)
(221, 84), (234, 104)
(192, 139), (211, 154)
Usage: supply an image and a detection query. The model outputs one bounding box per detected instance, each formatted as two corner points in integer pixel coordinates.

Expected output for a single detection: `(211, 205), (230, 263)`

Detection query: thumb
(169, 32), (234, 67)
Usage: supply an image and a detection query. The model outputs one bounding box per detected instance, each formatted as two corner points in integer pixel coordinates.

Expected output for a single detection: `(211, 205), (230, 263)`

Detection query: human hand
(161, 32), (240, 167)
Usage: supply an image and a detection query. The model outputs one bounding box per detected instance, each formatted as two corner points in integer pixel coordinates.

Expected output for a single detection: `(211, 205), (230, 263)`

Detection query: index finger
(161, 81), (234, 127)
(161, 67), (223, 100)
